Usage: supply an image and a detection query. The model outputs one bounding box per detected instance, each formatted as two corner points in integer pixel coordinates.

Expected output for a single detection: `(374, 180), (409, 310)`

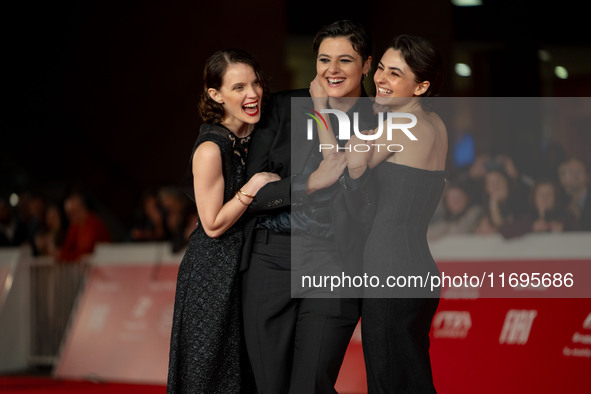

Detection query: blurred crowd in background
(428, 155), (590, 241)
(0, 186), (198, 260)
(1, 152), (589, 261)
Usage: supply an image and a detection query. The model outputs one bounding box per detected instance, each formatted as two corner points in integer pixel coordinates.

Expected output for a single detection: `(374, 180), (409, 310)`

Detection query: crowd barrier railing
(1, 233), (590, 392)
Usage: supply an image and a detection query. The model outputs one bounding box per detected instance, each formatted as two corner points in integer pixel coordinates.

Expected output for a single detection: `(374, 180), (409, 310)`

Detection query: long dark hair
(198, 49), (269, 123)
(387, 34), (443, 97)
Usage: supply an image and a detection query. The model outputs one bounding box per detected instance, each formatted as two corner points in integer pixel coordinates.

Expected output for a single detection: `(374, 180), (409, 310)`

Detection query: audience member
(130, 191), (166, 242)
(475, 169), (527, 235)
(7, 151), (587, 250)
(558, 158), (591, 230)
(428, 181), (482, 241)
(26, 193), (49, 255)
(158, 186), (197, 252)
(58, 193), (111, 261)
(34, 202), (68, 256)
(463, 152), (532, 203)
(499, 179), (578, 238)
(27, 194), (47, 236)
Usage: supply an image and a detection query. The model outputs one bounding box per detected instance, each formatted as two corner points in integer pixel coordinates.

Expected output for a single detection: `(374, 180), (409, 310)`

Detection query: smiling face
(208, 62), (263, 132)
(316, 36), (370, 98)
(373, 48), (429, 103)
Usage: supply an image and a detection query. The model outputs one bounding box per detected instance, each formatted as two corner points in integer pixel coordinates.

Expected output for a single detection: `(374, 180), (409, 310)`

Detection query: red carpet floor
(0, 376), (165, 394)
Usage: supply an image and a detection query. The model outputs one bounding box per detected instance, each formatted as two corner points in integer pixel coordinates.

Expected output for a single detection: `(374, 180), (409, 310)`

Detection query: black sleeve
(246, 94), (277, 179)
(246, 92), (291, 213)
(249, 177), (291, 212)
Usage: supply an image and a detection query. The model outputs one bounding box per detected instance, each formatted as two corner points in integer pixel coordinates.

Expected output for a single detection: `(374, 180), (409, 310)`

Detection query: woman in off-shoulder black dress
(360, 162), (445, 393)
(314, 34), (447, 393)
(351, 35), (446, 394)
(167, 49), (278, 394)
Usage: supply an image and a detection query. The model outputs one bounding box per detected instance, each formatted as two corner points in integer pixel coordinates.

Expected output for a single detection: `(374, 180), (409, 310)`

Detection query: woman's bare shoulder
(409, 110), (445, 141)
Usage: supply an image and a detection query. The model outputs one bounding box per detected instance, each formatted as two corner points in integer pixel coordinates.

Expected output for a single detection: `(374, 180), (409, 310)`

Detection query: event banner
(54, 264), (178, 384)
(50, 245), (590, 392)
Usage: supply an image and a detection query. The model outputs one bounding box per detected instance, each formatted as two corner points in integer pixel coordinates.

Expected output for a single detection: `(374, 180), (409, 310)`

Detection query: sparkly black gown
(167, 123), (255, 394)
(361, 162), (446, 394)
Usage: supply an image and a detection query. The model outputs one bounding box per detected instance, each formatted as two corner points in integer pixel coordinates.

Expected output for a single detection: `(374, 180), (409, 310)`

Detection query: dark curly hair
(387, 35), (443, 97)
(198, 49), (269, 123)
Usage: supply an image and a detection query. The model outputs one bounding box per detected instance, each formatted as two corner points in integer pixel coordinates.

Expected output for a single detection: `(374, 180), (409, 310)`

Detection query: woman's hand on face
(310, 75), (328, 109)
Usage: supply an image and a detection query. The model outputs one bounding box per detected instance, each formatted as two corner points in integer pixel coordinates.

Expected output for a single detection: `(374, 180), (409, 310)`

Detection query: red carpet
(0, 376), (165, 394)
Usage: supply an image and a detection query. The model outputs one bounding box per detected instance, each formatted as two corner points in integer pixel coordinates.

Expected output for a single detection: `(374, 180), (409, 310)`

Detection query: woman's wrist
(313, 104), (327, 112)
(235, 191), (253, 206)
(238, 189), (255, 199)
(347, 163), (368, 179)
(306, 172), (320, 195)
(243, 175), (265, 196)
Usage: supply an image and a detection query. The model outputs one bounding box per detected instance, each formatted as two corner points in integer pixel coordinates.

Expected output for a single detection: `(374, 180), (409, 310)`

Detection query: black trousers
(242, 229), (360, 394)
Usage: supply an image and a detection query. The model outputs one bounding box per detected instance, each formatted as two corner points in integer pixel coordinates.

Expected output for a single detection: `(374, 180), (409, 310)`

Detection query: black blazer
(240, 89), (310, 270)
(246, 88), (312, 209)
(240, 88), (376, 278)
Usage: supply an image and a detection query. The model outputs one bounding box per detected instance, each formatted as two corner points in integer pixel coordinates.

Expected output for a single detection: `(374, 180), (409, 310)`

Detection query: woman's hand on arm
(193, 143), (280, 239)
(241, 172), (281, 197)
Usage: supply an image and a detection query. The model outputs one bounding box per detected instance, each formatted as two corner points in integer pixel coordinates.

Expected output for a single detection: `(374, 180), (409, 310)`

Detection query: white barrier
(429, 232), (591, 260)
(53, 242), (184, 383)
(0, 233), (589, 378)
(0, 247), (30, 372)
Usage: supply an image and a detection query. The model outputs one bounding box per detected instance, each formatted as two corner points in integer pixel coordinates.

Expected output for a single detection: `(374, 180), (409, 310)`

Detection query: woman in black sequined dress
(167, 49), (279, 394)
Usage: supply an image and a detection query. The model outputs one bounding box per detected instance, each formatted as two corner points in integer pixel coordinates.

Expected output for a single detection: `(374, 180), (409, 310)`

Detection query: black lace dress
(167, 123), (255, 393)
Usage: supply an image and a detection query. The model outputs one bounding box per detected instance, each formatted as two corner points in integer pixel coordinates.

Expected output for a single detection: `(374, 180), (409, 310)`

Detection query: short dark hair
(198, 49), (269, 123)
(312, 20), (372, 64)
(387, 35), (443, 97)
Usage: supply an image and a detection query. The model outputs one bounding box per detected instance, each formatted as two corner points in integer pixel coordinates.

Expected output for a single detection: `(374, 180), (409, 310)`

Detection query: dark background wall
(3, 0), (590, 239)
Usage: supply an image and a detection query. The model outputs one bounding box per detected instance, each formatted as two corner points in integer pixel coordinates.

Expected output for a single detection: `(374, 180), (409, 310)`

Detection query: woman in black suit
(241, 20), (374, 394)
